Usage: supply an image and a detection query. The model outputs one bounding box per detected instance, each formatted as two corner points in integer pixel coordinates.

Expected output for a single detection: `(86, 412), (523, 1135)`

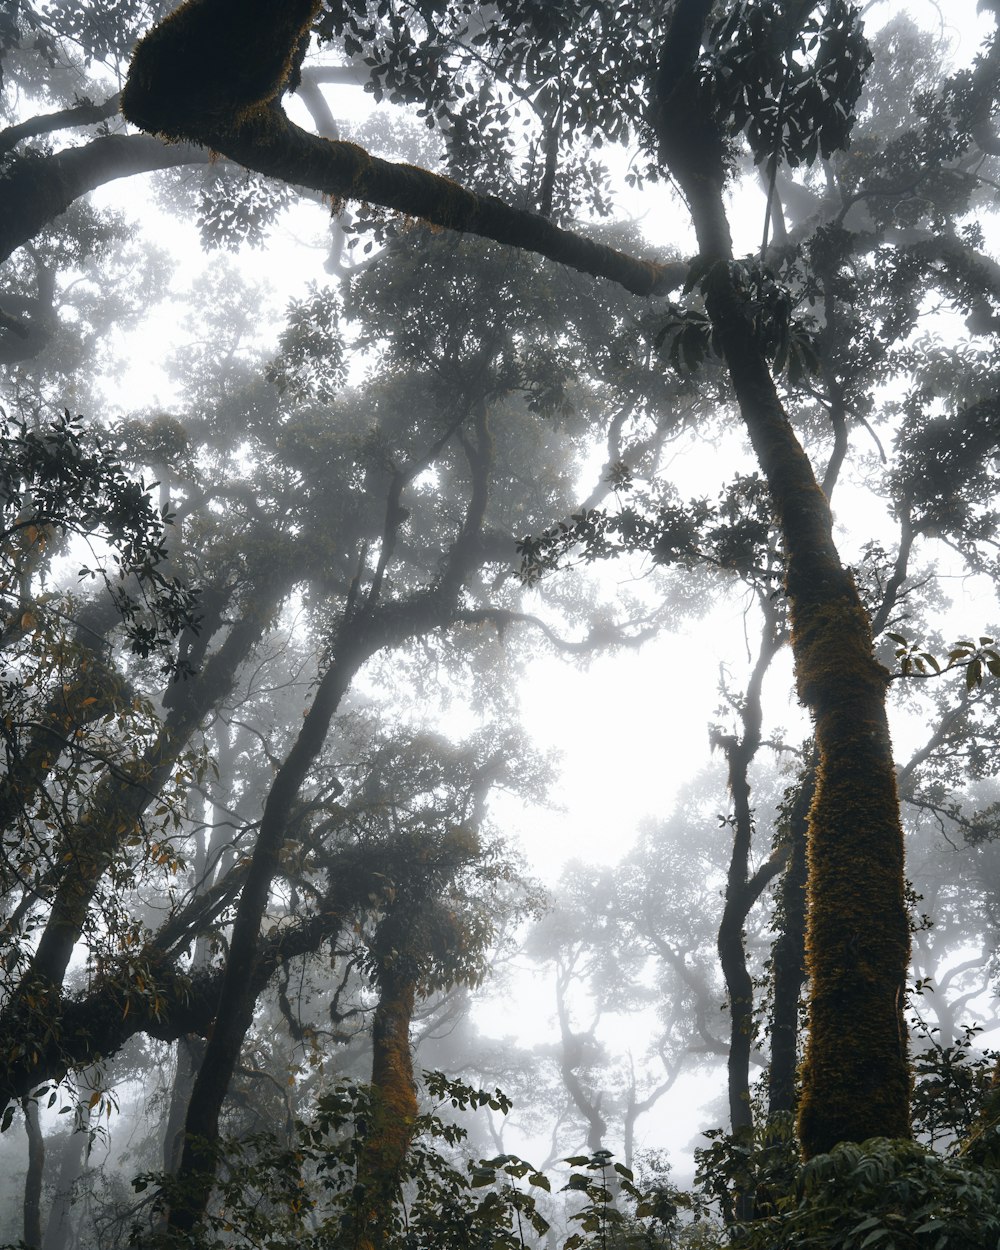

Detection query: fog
(3, 2), (1000, 1247)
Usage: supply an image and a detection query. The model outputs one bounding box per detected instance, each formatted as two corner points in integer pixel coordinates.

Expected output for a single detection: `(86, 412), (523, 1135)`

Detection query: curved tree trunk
(654, 1), (910, 1158)
(166, 643), (361, 1236)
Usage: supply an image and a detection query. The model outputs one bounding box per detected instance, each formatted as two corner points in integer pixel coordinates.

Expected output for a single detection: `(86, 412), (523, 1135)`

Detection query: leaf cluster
(736, 1136), (1000, 1250)
(0, 406), (198, 671)
(702, 0), (872, 168)
(911, 1019), (999, 1149)
(655, 263), (819, 387)
(518, 472), (775, 586)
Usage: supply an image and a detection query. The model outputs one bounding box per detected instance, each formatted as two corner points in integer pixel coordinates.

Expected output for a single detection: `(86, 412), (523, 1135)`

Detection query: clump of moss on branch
(121, 0), (321, 141)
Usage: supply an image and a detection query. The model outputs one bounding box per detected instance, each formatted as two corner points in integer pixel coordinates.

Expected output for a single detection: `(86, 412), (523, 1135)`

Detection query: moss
(121, 0), (321, 142)
(793, 589), (909, 1157)
(357, 970), (418, 1250)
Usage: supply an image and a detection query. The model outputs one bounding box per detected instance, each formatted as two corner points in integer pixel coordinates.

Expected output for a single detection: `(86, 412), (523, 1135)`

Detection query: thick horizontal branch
(120, 0), (687, 297)
(0, 133), (209, 266)
(175, 111), (685, 295)
(1, 894), (352, 1109)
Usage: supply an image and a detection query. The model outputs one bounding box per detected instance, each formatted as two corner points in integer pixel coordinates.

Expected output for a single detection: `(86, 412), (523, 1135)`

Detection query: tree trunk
(705, 265), (910, 1159)
(355, 968), (419, 1250)
(167, 644), (360, 1235)
(163, 1035), (204, 1176)
(41, 1106), (91, 1250)
(768, 760), (814, 1120)
(653, 6), (911, 1157)
(22, 1096), (44, 1250)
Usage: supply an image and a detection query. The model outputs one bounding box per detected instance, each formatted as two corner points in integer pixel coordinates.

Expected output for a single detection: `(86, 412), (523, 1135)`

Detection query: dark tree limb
(0, 93), (121, 154)
(0, 134), (209, 266)
(119, 0), (687, 298)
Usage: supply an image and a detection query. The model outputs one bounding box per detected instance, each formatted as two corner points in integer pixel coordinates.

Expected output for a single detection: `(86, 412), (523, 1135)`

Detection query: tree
(6, 1), (1000, 1245)
(112, 0), (924, 1166)
(2, 32), (659, 1233)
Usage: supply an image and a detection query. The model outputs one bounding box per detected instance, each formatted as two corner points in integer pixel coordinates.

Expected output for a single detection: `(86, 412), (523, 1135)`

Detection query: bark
(355, 967), (419, 1250)
(23, 1095), (44, 1249)
(707, 230), (909, 1165)
(653, 10), (910, 1157)
(767, 760), (814, 1120)
(119, 0), (687, 298)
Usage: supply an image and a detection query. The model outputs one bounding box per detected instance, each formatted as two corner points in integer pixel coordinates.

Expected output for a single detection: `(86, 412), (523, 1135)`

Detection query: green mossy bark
(699, 267), (911, 1158)
(357, 970), (418, 1250)
(794, 597), (910, 1155)
(121, 0), (321, 141)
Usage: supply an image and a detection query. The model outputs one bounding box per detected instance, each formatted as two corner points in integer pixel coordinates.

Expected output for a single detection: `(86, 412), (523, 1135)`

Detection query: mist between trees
(4, 0), (1000, 1247)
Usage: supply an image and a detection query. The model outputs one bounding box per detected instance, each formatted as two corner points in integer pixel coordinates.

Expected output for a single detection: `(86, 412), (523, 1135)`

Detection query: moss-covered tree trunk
(700, 240), (909, 1162)
(355, 967), (419, 1250)
(654, 0), (910, 1158)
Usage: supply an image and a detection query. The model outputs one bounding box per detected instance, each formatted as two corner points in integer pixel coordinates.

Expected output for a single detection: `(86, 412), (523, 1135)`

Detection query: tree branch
(120, 0), (687, 297)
